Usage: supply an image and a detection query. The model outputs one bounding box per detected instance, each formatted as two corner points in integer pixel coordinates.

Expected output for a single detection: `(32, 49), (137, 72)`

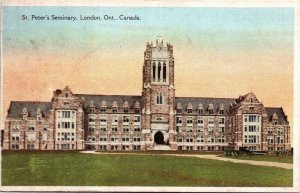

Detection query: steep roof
(265, 107), (289, 125)
(77, 94), (142, 109)
(175, 97), (235, 110)
(7, 101), (52, 118)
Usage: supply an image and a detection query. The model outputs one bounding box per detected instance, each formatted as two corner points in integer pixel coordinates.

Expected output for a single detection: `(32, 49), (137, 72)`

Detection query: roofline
(10, 100), (51, 103)
(175, 96), (235, 100)
(77, 94), (142, 97)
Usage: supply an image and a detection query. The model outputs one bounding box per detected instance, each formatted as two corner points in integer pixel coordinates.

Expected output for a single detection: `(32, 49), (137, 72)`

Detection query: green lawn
(219, 155), (293, 163)
(2, 151), (292, 186)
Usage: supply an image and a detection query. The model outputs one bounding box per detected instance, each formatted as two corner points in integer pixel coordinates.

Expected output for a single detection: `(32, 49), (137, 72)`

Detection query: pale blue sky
(3, 7), (294, 54)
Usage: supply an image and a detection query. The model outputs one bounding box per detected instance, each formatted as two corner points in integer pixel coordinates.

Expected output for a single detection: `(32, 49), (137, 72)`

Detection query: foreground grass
(2, 151), (292, 186)
(220, 155), (293, 164)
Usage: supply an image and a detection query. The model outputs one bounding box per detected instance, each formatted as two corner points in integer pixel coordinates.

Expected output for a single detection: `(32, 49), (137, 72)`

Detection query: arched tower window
(156, 93), (163, 105)
(152, 62), (156, 81)
(163, 63), (166, 82)
(158, 62), (161, 82)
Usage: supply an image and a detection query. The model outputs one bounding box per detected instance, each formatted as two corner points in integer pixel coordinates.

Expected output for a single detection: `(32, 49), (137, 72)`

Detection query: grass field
(2, 151), (292, 186)
(219, 155), (293, 163)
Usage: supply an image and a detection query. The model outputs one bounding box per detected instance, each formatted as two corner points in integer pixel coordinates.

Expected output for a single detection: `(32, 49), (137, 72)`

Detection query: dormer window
(123, 101), (129, 113)
(198, 109), (203, 114)
(124, 107), (129, 113)
(187, 102), (193, 114)
(100, 100), (107, 113)
(112, 101), (118, 113)
(208, 103), (214, 115)
(272, 113), (278, 125)
(219, 110), (224, 115)
(176, 102), (182, 114)
(134, 101), (141, 114)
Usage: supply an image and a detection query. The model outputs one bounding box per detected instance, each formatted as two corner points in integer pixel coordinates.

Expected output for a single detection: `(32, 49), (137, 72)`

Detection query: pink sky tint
(2, 44), (293, 144)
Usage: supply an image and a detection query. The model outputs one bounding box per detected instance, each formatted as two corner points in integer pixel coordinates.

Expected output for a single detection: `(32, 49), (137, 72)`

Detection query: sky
(2, 7), (294, 143)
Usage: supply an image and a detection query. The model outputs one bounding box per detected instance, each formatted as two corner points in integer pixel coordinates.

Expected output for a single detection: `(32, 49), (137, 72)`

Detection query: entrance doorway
(154, 131), (164, 144)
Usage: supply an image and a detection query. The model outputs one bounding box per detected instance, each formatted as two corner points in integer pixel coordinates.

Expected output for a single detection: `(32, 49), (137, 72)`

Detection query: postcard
(1, 0), (299, 192)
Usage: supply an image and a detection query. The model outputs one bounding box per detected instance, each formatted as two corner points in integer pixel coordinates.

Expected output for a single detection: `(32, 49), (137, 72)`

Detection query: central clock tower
(141, 36), (176, 150)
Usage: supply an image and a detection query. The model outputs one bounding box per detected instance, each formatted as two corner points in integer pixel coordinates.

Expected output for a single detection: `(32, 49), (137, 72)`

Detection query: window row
(152, 61), (167, 83)
(176, 109), (225, 115)
(244, 115), (261, 123)
(88, 126), (141, 132)
(267, 128), (284, 135)
(244, 125), (260, 132)
(244, 135), (260, 144)
(56, 143), (76, 150)
(176, 126), (225, 133)
(267, 136), (284, 144)
(56, 110), (76, 119)
(176, 116), (225, 125)
(177, 136), (226, 143)
(88, 115), (141, 123)
(57, 121), (75, 129)
(87, 136), (141, 142)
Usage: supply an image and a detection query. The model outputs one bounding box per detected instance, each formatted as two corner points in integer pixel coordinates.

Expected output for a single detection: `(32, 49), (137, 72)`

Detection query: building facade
(3, 37), (291, 151)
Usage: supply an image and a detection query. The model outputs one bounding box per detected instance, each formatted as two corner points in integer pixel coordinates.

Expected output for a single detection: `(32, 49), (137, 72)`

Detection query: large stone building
(3, 37), (291, 151)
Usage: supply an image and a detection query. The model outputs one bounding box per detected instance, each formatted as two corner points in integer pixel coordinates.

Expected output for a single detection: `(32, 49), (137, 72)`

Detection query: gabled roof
(175, 97), (235, 110)
(77, 94), (142, 109)
(7, 101), (52, 118)
(265, 107), (289, 125)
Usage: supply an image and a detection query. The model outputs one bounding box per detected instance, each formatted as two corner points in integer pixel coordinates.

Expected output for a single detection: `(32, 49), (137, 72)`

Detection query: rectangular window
(176, 117), (182, 124)
(219, 126), (225, 133)
(187, 117), (193, 124)
(197, 126), (204, 133)
(134, 116), (141, 122)
(62, 111), (71, 118)
(197, 116), (204, 124)
(100, 115), (107, 123)
(278, 128), (283, 135)
(218, 117), (225, 124)
(249, 115), (257, 122)
(134, 126), (141, 132)
(208, 117), (214, 125)
(267, 128), (274, 134)
(100, 126), (107, 132)
(123, 126), (129, 132)
(176, 126), (182, 132)
(112, 126), (118, 132)
(267, 136), (274, 144)
(112, 115), (118, 124)
(123, 116), (130, 123)
(187, 126), (193, 132)
(133, 137), (141, 142)
(208, 126), (214, 132)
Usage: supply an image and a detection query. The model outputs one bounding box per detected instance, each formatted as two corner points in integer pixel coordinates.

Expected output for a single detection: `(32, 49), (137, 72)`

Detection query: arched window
(158, 62), (161, 81)
(156, 93), (163, 105)
(152, 62), (156, 81)
(163, 63), (166, 82)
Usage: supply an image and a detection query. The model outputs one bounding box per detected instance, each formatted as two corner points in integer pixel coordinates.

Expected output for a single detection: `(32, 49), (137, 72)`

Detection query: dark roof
(265, 107), (289, 124)
(77, 94), (142, 108)
(175, 97), (235, 110)
(7, 101), (52, 118)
